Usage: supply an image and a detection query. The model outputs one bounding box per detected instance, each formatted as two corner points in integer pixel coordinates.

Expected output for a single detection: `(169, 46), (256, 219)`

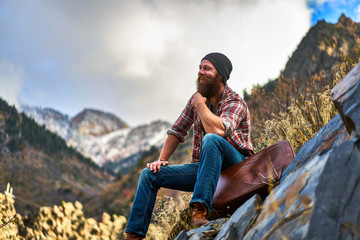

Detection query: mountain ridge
(70, 108), (129, 137)
(20, 105), (171, 169)
(282, 14), (360, 89)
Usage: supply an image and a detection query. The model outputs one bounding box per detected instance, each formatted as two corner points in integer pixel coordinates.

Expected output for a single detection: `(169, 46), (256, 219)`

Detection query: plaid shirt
(168, 85), (254, 163)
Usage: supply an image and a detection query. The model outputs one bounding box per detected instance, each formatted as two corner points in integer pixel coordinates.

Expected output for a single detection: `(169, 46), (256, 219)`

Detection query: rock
(332, 61), (360, 135)
(240, 60), (360, 240)
(243, 147), (329, 239)
(307, 136), (360, 239)
(215, 194), (262, 240)
(242, 134), (360, 240)
(174, 230), (188, 240)
(174, 218), (228, 240)
(281, 113), (347, 183)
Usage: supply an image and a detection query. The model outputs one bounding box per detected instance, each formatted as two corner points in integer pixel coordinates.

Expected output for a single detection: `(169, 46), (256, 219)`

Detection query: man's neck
(209, 84), (225, 107)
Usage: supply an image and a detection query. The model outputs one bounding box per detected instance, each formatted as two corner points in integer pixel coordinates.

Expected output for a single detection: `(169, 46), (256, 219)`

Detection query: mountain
(70, 108), (128, 137)
(245, 14), (360, 147)
(0, 98), (112, 217)
(21, 106), (171, 171)
(259, 14), (360, 95)
(19, 105), (71, 140)
(283, 14), (360, 89)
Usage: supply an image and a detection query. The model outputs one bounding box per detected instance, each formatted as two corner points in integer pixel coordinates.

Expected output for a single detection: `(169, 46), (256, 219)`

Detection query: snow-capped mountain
(70, 108), (128, 137)
(20, 106), (171, 168)
(21, 105), (71, 140)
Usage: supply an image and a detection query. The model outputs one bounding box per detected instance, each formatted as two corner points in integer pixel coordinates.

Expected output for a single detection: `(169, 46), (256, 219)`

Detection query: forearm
(195, 102), (225, 137)
(159, 134), (181, 161)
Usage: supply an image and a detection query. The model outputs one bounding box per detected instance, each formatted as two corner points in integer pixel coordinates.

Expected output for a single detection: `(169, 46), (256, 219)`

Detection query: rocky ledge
(175, 62), (360, 239)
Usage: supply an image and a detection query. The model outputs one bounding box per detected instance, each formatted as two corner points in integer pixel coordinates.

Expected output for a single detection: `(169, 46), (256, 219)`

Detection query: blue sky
(308, 0), (360, 25)
(0, 0), (359, 126)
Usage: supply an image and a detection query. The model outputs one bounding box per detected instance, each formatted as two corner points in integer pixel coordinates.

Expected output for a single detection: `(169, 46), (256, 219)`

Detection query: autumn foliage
(247, 51), (359, 153)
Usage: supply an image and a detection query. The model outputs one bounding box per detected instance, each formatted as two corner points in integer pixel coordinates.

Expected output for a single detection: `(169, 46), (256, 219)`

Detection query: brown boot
(124, 232), (143, 240)
(191, 202), (210, 228)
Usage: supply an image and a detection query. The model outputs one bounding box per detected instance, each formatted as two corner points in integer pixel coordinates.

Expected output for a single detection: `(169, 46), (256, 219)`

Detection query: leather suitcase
(212, 140), (295, 216)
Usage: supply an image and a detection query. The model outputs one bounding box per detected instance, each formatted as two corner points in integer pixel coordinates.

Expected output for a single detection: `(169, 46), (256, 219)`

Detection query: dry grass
(252, 52), (359, 152)
(145, 193), (192, 240)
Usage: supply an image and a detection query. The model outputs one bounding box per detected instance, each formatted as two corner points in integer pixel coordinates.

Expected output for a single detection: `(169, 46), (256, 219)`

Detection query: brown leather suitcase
(212, 140), (295, 216)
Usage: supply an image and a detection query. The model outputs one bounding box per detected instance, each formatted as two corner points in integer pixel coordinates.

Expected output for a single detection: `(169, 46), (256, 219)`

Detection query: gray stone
(174, 230), (188, 240)
(215, 194), (262, 240)
(243, 145), (331, 240)
(332, 62), (360, 135)
(242, 134), (360, 240)
(174, 218), (228, 240)
(281, 113), (347, 183)
(307, 135), (360, 239)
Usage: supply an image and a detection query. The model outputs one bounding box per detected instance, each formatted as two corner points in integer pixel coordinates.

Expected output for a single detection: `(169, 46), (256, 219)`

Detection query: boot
(191, 202), (210, 228)
(124, 232), (143, 240)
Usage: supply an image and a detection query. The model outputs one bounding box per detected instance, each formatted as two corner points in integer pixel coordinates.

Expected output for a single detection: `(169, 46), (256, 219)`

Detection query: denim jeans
(125, 133), (246, 236)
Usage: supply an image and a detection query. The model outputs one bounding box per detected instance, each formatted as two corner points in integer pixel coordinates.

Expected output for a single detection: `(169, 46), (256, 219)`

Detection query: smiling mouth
(198, 76), (206, 83)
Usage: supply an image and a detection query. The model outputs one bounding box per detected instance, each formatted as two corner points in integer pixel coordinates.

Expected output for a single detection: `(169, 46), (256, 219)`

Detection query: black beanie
(202, 52), (232, 84)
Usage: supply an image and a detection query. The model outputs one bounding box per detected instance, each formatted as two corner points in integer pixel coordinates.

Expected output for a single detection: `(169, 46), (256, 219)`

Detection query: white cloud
(355, 4), (360, 21)
(0, 0), (312, 125)
(0, 62), (23, 107)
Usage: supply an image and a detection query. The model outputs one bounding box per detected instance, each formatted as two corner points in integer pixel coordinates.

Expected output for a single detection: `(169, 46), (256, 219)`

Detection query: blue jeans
(125, 133), (246, 236)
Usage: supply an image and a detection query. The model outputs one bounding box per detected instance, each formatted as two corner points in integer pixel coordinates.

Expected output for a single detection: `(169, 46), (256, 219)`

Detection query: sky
(0, 0), (359, 126)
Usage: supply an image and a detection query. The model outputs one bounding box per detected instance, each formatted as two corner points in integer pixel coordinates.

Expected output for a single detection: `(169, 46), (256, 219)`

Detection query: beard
(196, 73), (222, 98)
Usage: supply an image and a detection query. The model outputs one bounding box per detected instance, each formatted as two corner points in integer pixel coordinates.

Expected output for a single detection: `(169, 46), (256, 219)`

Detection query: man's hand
(147, 160), (169, 173)
(191, 92), (207, 109)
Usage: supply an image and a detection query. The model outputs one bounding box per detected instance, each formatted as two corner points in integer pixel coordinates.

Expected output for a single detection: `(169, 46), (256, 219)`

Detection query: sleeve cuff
(167, 129), (185, 143)
(222, 119), (231, 138)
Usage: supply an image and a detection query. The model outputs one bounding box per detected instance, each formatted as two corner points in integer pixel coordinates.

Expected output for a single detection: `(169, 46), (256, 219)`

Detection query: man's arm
(147, 134), (180, 173)
(191, 92), (226, 137)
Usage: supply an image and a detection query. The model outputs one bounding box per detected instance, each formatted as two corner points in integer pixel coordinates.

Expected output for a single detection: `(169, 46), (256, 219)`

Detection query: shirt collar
(218, 85), (230, 106)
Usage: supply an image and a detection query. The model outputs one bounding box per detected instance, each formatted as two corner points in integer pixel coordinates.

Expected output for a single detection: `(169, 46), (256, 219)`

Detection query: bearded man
(125, 52), (254, 239)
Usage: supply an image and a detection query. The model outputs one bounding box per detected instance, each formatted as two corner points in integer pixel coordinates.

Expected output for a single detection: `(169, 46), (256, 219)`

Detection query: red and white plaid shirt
(168, 85), (254, 163)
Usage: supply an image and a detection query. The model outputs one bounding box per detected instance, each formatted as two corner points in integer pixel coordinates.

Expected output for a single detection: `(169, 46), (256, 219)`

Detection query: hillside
(0, 99), (112, 217)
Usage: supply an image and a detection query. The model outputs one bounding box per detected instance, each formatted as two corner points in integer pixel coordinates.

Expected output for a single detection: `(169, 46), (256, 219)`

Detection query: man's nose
(198, 68), (205, 75)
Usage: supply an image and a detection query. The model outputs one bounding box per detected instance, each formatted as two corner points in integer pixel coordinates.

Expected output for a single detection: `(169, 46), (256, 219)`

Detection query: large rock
(307, 135), (360, 239)
(281, 113), (347, 183)
(332, 62), (360, 135)
(174, 218), (228, 240)
(243, 134), (360, 240)
(215, 195), (262, 240)
(242, 60), (360, 240)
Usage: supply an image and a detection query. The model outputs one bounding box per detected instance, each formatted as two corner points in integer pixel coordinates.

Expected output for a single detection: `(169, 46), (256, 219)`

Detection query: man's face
(197, 59), (222, 98)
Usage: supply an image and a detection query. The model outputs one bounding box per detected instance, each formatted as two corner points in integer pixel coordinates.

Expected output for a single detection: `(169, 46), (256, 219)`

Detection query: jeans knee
(141, 167), (151, 175)
(139, 168), (151, 182)
(201, 133), (222, 146)
(139, 168), (159, 189)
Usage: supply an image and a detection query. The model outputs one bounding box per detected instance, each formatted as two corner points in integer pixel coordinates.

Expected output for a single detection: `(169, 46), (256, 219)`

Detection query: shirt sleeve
(220, 99), (247, 138)
(167, 97), (195, 143)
